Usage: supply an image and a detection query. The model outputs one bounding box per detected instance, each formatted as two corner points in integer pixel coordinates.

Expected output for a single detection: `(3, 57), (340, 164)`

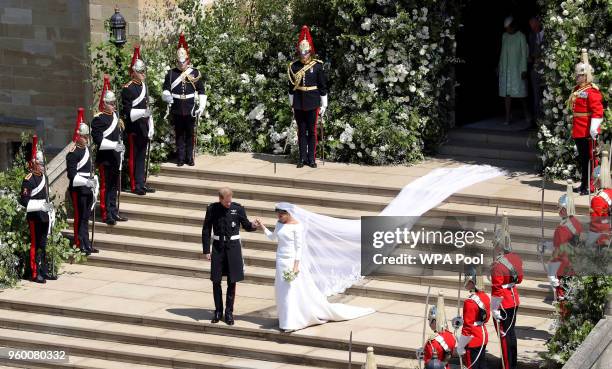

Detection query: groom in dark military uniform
(202, 187), (258, 325)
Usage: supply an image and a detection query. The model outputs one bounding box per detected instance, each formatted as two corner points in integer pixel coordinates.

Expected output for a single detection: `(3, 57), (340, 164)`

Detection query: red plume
(31, 135), (38, 163)
(297, 25), (315, 55)
(130, 45), (141, 73)
(98, 75), (110, 112)
(72, 107), (85, 142)
(178, 32), (190, 63)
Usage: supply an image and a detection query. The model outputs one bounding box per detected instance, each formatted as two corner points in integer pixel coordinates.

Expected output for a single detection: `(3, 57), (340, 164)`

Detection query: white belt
(172, 93), (195, 100)
(502, 283), (515, 289)
(474, 321), (484, 326)
(77, 172), (91, 178)
(27, 199), (45, 213)
(213, 235), (241, 241)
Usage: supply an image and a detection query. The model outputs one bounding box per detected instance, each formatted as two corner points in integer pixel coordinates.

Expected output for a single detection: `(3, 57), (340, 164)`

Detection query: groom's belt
(213, 235), (241, 241)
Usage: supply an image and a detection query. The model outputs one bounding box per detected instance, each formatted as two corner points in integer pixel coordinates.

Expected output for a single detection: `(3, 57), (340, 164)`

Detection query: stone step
(438, 140), (537, 162)
(0, 327), (319, 369)
(446, 128), (536, 147)
(0, 309), (416, 369)
(434, 154), (538, 172)
(0, 354), (166, 369)
(72, 218), (555, 276)
(0, 265), (550, 368)
(88, 233), (553, 300)
(82, 249), (554, 317)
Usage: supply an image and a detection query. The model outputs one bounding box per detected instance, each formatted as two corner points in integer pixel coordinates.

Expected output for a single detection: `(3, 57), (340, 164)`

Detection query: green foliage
(96, 0), (461, 166)
(543, 275), (612, 366)
(0, 135), (82, 288)
(537, 0), (612, 178)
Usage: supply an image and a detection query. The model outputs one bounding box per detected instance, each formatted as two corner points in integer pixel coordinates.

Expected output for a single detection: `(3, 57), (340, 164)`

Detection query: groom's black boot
(212, 281), (223, 323)
(225, 282), (236, 326)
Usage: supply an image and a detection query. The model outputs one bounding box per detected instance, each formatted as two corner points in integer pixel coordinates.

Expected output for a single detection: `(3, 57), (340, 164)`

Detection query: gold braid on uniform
(566, 83), (599, 111)
(288, 59), (319, 90)
(186, 71), (200, 90)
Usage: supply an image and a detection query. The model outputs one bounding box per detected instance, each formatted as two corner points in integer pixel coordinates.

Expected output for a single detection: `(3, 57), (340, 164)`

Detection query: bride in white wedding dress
(257, 205), (375, 332)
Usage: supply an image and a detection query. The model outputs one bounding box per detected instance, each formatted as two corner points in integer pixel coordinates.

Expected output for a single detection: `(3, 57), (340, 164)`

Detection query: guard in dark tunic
(66, 107), (98, 254)
(19, 136), (56, 283)
(202, 187), (258, 325)
(288, 25), (328, 168)
(162, 32), (207, 166)
(122, 46), (155, 195)
(92, 75), (128, 225)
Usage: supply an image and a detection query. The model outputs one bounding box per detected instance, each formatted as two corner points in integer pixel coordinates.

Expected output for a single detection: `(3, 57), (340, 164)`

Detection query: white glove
(548, 274), (560, 288)
(288, 94), (294, 107)
(162, 90), (173, 104)
(320, 95), (328, 116)
(492, 309), (503, 321)
(148, 116), (154, 139)
(195, 94), (207, 117)
(590, 118), (602, 139)
(85, 178), (96, 188)
(114, 142), (125, 153)
(130, 108), (151, 121)
(41, 201), (53, 213)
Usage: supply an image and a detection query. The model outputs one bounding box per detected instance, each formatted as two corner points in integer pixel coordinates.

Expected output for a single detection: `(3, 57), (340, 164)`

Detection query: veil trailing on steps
(278, 165), (504, 297)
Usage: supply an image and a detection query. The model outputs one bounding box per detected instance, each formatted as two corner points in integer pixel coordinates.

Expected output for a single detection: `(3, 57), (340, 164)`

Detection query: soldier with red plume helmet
(287, 26), (328, 168)
(162, 32), (206, 167)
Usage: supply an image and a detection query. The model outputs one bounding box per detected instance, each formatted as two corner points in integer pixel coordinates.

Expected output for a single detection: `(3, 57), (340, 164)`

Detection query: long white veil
(279, 165), (504, 297)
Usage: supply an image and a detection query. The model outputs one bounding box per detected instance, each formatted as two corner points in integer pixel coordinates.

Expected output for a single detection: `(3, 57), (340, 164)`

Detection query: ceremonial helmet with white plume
(493, 211), (512, 253)
(558, 179), (576, 217)
(428, 291), (448, 333)
(575, 48), (594, 83)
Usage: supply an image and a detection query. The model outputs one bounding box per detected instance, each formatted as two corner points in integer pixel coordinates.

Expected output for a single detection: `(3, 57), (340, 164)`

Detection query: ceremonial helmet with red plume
(130, 45), (146, 73)
(25, 134), (43, 170)
(72, 107), (90, 142)
(297, 25), (315, 58)
(98, 74), (116, 112)
(177, 32), (190, 64)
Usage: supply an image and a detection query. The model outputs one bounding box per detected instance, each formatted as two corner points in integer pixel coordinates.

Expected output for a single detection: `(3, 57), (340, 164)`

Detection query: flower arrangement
(282, 269), (299, 283)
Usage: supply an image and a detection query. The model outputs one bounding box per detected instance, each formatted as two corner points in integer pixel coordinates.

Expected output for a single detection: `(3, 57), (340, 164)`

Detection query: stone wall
(0, 0), (142, 169)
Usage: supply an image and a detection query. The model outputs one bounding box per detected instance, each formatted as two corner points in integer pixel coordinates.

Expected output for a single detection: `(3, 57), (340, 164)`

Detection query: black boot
(224, 311), (234, 326)
(211, 311), (222, 324)
(33, 274), (46, 284)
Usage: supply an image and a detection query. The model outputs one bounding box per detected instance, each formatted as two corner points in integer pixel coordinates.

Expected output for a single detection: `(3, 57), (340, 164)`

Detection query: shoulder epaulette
(591, 83), (599, 90)
(94, 112), (103, 117)
(69, 143), (76, 152)
(25, 173), (32, 180)
(123, 80), (133, 88)
(314, 59), (324, 64)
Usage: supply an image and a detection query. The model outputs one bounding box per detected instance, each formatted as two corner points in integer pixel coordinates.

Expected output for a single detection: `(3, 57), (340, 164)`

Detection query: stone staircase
(0, 155), (564, 369)
(438, 126), (539, 172)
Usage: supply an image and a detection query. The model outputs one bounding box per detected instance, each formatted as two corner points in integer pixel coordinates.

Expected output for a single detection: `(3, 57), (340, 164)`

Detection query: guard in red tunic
(66, 108), (98, 254)
(490, 212), (523, 369)
(122, 46), (155, 195)
(162, 33), (206, 167)
(92, 76), (128, 225)
(19, 136), (56, 283)
(456, 267), (490, 369)
(569, 48), (604, 195)
(288, 26), (328, 168)
(423, 292), (456, 369)
(546, 180), (582, 318)
(587, 151), (612, 247)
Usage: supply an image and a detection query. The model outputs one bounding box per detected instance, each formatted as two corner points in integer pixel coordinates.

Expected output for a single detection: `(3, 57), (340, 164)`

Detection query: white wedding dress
(264, 222), (375, 331)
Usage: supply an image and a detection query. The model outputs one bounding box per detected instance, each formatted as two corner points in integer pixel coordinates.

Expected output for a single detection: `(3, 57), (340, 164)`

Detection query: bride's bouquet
(282, 269), (299, 283)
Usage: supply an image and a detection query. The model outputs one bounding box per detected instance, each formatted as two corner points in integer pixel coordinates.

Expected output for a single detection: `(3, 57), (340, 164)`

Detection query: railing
(46, 143), (71, 205)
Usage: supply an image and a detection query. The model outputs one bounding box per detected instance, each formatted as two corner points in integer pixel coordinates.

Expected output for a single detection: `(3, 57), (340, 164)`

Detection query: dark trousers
(70, 190), (93, 250)
(463, 345), (488, 369)
(128, 133), (149, 192)
(575, 137), (595, 192)
(98, 163), (118, 221)
(27, 219), (48, 279)
(213, 281), (236, 314)
(494, 307), (518, 369)
(294, 108), (319, 164)
(173, 114), (196, 164)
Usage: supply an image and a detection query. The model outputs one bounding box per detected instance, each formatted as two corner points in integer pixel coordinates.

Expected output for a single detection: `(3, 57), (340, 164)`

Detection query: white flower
(277, 52), (286, 61)
(215, 128), (225, 136)
(361, 18), (372, 31)
(419, 48), (426, 56)
(409, 85), (417, 93)
(203, 134), (212, 142)
(254, 51), (263, 60)
(357, 152), (363, 158)
(349, 143), (356, 149)
(255, 74), (266, 84)
(247, 103), (266, 121)
(562, 9), (569, 16)
(240, 73), (251, 84)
